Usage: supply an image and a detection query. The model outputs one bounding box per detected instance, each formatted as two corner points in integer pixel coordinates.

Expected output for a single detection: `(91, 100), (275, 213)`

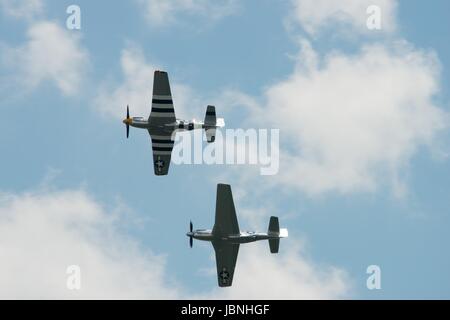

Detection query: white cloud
(0, 186), (349, 299)
(0, 188), (180, 299)
(94, 45), (204, 120)
(0, 0), (43, 20)
(230, 40), (447, 196)
(1, 21), (89, 96)
(95, 46), (158, 119)
(137, 0), (239, 27)
(290, 0), (398, 35)
(199, 242), (350, 299)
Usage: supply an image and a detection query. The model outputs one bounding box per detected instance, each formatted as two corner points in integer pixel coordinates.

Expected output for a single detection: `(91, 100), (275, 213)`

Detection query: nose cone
(123, 118), (132, 125)
(186, 232), (194, 237)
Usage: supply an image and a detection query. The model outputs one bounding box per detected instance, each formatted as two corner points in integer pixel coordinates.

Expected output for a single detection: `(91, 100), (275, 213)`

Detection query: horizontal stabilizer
(268, 238), (279, 254)
(204, 105), (218, 143)
(206, 128), (216, 143)
(268, 216), (280, 234)
(204, 105), (216, 126)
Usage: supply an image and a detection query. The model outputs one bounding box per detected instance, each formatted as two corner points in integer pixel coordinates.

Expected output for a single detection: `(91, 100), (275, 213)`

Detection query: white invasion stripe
(153, 151), (172, 155)
(152, 143), (174, 148)
(153, 94), (172, 100)
(151, 112), (176, 117)
(151, 103), (174, 108)
(151, 134), (174, 140)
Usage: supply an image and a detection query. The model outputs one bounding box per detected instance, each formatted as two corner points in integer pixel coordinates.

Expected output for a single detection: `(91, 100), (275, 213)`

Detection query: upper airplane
(187, 184), (289, 287)
(123, 70), (224, 175)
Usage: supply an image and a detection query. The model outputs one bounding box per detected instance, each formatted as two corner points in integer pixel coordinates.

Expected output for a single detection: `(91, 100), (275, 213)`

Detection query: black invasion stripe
(152, 99), (173, 104)
(152, 107), (175, 113)
(206, 111), (216, 116)
(152, 139), (174, 144)
(153, 146), (173, 152)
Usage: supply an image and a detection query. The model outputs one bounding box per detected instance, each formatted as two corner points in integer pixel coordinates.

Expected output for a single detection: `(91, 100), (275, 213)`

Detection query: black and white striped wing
(149, 71), (176, 126)
(149, 133), (174, 176)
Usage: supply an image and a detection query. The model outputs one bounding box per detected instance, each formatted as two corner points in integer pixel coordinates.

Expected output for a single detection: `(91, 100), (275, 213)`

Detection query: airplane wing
(213, 184), (240, 236)
(149, 71), (176, 126)
(212, 241), (240, 287)
(148, 132), (174, 175)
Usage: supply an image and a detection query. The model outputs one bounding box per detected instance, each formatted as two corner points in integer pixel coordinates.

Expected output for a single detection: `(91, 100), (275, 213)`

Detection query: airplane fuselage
(187, 230), (278, 244)
(125, 117), (205, 133)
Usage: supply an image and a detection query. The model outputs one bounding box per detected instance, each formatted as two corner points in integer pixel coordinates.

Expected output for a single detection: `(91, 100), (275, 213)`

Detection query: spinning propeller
(123, 105), (131, 138)
(189, 221), (193, 248)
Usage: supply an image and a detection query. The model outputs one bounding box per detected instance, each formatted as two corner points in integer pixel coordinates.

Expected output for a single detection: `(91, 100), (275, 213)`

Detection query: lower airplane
(123, 70), (224, 175)
(187, 184), (289, 287)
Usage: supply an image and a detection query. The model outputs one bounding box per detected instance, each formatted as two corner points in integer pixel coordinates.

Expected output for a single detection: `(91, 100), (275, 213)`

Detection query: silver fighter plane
(187, 184), (289, 287)
(123, 70), (224, 175)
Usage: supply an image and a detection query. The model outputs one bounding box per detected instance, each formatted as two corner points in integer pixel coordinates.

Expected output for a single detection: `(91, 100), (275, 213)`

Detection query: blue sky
(0, 0), (449, 299)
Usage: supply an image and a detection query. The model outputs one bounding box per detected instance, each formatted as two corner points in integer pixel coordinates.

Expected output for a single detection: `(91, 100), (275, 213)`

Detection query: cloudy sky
(0, 0), (449, 299)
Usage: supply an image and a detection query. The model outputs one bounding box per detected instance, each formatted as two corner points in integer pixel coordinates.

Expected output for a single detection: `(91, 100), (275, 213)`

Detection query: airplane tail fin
(204, 105), (224, 143)
(268, 216), (288, 254)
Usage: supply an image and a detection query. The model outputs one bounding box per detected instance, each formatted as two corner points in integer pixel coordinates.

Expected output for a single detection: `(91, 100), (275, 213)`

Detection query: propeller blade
(189, 221), (193, 248)
(125, 105), (130, 138)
